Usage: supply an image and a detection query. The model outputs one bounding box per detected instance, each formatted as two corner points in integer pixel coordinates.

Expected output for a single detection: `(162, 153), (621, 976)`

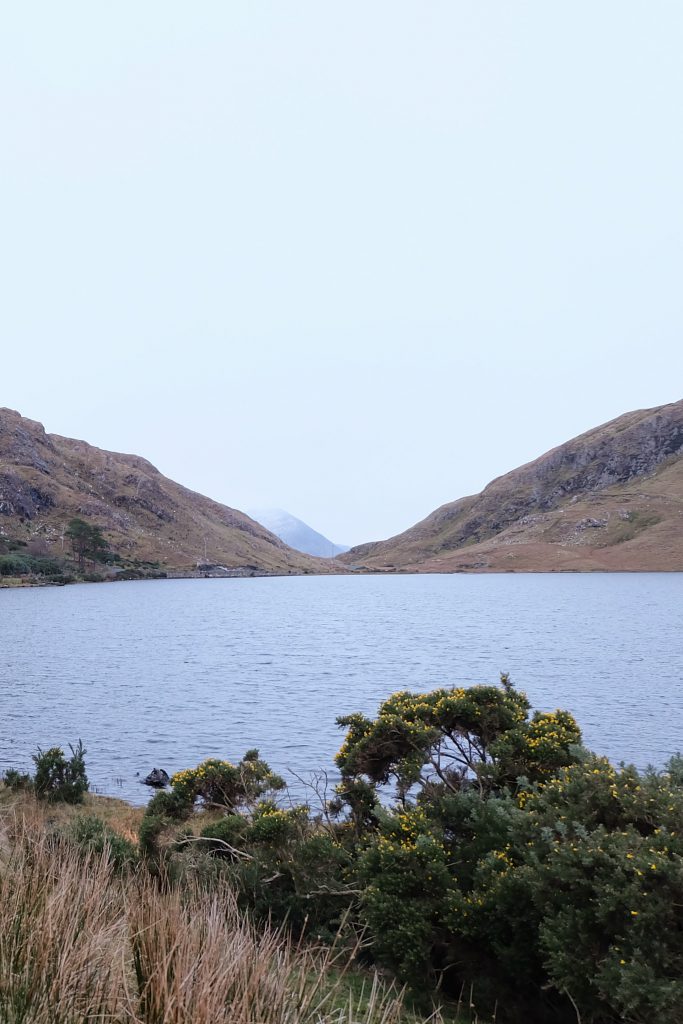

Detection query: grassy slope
(0, 408), (340, 575)
(341, 400), (683, 572)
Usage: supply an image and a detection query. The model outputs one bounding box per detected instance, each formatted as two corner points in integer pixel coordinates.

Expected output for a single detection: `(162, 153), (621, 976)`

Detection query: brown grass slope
(0, 408), (336, 574)
(342, 399), (683, 572)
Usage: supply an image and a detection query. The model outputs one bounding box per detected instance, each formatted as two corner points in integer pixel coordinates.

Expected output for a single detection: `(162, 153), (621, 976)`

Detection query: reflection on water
(0, 573), (681, 803)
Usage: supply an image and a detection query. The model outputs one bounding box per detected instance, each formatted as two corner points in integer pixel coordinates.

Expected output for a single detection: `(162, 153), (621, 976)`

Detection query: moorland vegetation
(0, 519), (167, 585)
(2, 678), (683, 1023)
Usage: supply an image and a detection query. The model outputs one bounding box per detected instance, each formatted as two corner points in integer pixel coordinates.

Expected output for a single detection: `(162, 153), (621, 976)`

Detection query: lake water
(1, 574), (682, 804)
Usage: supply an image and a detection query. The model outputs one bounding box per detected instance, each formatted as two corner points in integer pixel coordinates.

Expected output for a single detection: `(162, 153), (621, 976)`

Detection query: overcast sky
(1, 3), (682, 545)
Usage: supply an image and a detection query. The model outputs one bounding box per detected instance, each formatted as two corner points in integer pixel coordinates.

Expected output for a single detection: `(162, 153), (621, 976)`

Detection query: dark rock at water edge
(143, 768), (170, 788)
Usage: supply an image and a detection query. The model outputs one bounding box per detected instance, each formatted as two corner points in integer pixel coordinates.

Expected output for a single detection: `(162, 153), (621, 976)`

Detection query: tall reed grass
(0, 813), (436, 1024)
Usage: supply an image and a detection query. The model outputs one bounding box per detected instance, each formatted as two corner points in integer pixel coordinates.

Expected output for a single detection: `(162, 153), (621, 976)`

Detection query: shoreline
(3, 564), (683, 590)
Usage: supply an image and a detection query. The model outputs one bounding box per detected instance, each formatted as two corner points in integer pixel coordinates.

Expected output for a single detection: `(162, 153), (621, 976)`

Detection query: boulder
(143, 768), (170, 788)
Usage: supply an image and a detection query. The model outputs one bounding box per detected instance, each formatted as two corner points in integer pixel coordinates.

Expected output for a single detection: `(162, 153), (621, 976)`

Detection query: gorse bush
(331, 683), (683, 1022)
(171, 749), (285, 809)
(32, 740), (89, 803)
(334, 677), (581, 806)
(12, 694), (682, 1022)
(3, 742), (89, 803)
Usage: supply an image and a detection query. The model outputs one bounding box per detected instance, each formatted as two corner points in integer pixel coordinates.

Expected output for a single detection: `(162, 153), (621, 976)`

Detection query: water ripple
(0, 574), (681, 803)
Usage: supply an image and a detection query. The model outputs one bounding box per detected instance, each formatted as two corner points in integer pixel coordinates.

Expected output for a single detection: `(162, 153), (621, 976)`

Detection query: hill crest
(341, 399), (683, 572)
(0, 408), (334, 577)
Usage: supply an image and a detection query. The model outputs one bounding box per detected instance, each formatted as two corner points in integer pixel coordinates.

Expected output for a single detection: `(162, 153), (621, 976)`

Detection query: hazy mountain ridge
(341, 399), (683, 572)
(248, 508), (349, 558)
(0, 409), (335, 575)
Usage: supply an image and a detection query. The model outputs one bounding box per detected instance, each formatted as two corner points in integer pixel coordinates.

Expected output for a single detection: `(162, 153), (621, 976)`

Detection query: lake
(1, 573), (681, 804)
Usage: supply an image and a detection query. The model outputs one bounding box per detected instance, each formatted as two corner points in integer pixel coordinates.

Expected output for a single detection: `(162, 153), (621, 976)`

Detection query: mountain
(0, 409), (335, 577)
(340, 399), (683, 573)
(248, 508), (349, 558)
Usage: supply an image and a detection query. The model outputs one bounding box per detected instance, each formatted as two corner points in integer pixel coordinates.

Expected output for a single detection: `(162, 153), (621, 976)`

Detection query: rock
(143, 768), (170, 788)
(575, 517), (608, 531)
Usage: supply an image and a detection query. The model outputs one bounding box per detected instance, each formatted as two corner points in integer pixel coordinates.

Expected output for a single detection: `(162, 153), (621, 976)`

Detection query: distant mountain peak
(248, 508), (349, 558)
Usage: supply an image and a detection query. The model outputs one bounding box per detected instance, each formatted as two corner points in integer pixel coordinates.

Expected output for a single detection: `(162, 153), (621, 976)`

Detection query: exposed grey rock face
(0, 471), (55, 518)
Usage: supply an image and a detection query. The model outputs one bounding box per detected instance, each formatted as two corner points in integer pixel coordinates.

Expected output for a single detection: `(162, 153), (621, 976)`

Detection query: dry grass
(0, 786), (145, 846)
(0, 808), (443, 1024)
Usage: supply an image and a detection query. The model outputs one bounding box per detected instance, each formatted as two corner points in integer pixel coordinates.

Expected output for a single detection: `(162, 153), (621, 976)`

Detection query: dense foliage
(0, 526), (163, 586)
(7, 678), (683, 1023)
(33, 740), (89, 803)
(136, 679), (679, 1024)
(65, 518), (111, 568)
(4, 741), (90, 803)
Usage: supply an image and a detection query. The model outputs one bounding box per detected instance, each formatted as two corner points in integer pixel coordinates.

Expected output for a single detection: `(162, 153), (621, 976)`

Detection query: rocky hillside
(341, 399), (683, 572)
(0, 409), (335, 577)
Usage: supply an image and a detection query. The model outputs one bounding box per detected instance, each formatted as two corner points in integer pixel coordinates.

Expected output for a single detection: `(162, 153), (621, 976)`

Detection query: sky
(1, 3), (682, 546)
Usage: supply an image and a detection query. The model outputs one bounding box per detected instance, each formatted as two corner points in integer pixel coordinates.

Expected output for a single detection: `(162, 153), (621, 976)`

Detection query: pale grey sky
(1, 3), (682, 545)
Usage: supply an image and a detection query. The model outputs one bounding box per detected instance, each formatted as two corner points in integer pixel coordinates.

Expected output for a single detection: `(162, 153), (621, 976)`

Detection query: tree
(88, 526), (109, 564)
(65, 518), (91, 568)
(65, 518), (110, 569)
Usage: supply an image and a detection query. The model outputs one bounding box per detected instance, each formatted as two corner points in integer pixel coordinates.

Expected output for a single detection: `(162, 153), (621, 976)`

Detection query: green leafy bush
(0, 554), (31, 575)
(3, 768), (33, 791)
(145, 787), (193, 820)
(32, 741), (89, 804)
(138, 813), (168, 860)
(200, 813), (249, 852)
(68, 815), (137, 870)
(126, 680), (683, 1022)
(203, 804), (354, 941)
(0, 552), (71, 579)
(335, 677), (581, 813)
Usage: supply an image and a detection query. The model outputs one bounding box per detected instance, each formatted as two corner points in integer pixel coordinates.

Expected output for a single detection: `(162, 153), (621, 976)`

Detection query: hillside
(0, 409), (335, 578)
(341, 399), (683, 572)
(248, 508), (349, 558)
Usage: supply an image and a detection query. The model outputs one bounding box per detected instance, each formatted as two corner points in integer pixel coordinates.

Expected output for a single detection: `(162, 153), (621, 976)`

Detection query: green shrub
(171, 750), (285, 809)
(210, 809), (354, 941)
(0, 554), (30, 576)
(335, 677), (582, 820)
(138, 813), (167, 860)
(200, 813), (249, 852)
(145, 788), (193, 820)
(3, 768), (33, 791)
(352, 754), (683, 1021)
(32, 741), (89, 804)
(68, 815), (137, 870)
